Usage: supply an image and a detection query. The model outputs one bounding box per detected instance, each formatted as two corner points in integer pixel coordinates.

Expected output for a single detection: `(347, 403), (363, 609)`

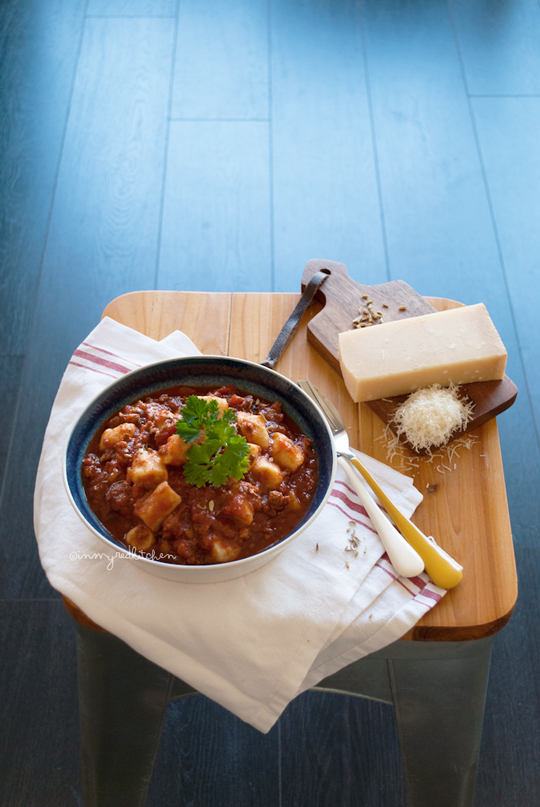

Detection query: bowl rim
(62, 354), (337, 576)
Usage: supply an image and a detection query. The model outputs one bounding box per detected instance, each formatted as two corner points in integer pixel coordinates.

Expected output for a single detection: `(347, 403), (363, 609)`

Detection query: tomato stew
(82, 385), (319, 565)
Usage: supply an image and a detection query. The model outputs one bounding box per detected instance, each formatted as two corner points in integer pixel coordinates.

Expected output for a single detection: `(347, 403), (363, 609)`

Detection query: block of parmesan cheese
(338, 303), (507, 402)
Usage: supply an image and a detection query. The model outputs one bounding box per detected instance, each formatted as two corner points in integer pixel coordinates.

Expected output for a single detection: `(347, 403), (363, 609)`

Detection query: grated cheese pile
(391, 384), (475, 453)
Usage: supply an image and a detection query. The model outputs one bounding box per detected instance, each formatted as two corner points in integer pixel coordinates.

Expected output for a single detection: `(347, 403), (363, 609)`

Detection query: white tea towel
(34, 317), (445, 733)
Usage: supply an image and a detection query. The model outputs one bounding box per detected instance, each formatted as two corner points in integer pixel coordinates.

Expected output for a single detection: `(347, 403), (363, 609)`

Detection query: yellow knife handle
(348, 457), (463, 590)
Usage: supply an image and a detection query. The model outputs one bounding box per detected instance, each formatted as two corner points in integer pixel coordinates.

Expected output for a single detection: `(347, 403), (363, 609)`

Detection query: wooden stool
(64, 291), (517, 807)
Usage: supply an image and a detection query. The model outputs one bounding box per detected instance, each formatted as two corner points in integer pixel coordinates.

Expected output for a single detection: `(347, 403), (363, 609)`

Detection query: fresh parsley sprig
(176, 396), (251, 488)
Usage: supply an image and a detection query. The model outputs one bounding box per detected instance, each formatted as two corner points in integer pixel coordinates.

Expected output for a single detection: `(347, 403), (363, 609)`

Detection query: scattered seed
(316, 543), (319, 552)
(382, 303), (389, 308)
(346, 560), (350, 569)
(399, 305), (407, 311)
(209, 500), (214, 511)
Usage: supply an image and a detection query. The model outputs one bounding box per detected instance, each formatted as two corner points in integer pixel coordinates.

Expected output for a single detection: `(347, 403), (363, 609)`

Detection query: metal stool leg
(75, 621), (175, 807)
(388, 637), (494, 807)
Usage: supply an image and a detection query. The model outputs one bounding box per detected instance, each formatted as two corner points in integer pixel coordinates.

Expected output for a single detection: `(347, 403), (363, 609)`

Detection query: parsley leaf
(176, 396), (251, 488)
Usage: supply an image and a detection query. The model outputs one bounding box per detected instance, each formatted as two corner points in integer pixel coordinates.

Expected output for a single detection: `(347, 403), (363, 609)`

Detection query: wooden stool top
(64, 290), (517, 642)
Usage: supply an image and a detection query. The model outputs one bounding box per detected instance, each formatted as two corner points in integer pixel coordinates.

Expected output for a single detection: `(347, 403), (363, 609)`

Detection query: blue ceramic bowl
(64, 356), (337, 582)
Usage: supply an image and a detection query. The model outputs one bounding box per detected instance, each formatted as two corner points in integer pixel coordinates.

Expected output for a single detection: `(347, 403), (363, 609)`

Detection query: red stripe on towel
(68, 361), (117, 379)
(327, 500), (378, 535)
(418, 586), (444, 603)
(73, 349), (132, 375)
(330, 487), (370, 521)
(82, 342), (141, 367)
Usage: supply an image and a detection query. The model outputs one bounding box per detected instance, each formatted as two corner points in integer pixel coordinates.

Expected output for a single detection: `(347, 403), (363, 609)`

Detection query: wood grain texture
(171, 0), (268, 119)
(103, 290), (232, 353)
(158, 121), (272, 292)
(476, 548), (540, 803)
(451, 0), (540, 95)
(40, 17), (174, 308)
(362, 0), (501, 300)
(270, 0), (387, 290)
(0, 356), (24, 493)
(147, 696), (279, 807)
(473, 98), (540, 420)
(0, 365), (61, 598)
(0, 18), (175, 599)
(0, 601), (80, 806)
(280, 691), (406, 807)
(0, 0), (86, 354)
(470, 98), (540, 550)
(87, 0), (176, 16)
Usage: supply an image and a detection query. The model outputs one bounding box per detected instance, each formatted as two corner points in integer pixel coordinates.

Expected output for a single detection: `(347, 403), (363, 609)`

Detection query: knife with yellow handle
(298, 380), (463, 590)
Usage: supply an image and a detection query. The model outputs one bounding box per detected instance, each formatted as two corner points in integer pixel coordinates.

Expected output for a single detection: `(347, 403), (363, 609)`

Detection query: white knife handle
(338, 456), (425, 578)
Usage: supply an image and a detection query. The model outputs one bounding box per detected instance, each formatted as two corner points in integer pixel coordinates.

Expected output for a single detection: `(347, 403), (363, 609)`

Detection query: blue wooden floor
(1, 0), (539, 804)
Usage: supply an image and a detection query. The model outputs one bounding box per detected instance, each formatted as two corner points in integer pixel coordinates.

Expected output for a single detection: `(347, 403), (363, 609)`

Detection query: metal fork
(298, 380), (463, 589)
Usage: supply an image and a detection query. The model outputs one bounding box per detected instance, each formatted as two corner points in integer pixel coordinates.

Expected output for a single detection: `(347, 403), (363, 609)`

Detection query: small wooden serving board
(301, 259), (518, 453)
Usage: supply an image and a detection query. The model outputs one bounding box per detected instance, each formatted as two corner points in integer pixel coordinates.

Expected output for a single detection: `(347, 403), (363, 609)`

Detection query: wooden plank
(29, 15), (173, 349)
(0, 601), (80, 805)
(0, 357), (24, 494)
(475, 547), (540, 803)
(363, 0), (499, 299)
(171, 0), (268, 119)
(472, 98), (540, 429)
(270, 0), (387, 290)
(0, 18), (174, 598)
(87, 0), (176, 15)
(280, 691), (406, 807)
(158, 121), (272, 292)
(103, 290), (232, 353)
(0, 0), (86, 354)
(451, 0), (540, 95)
(471, 97), (540, 550)
(147, 697), (279, 807)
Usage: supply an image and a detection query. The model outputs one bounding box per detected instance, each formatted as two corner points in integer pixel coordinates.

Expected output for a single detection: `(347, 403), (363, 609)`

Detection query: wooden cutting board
(301, 259), (518, 453)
